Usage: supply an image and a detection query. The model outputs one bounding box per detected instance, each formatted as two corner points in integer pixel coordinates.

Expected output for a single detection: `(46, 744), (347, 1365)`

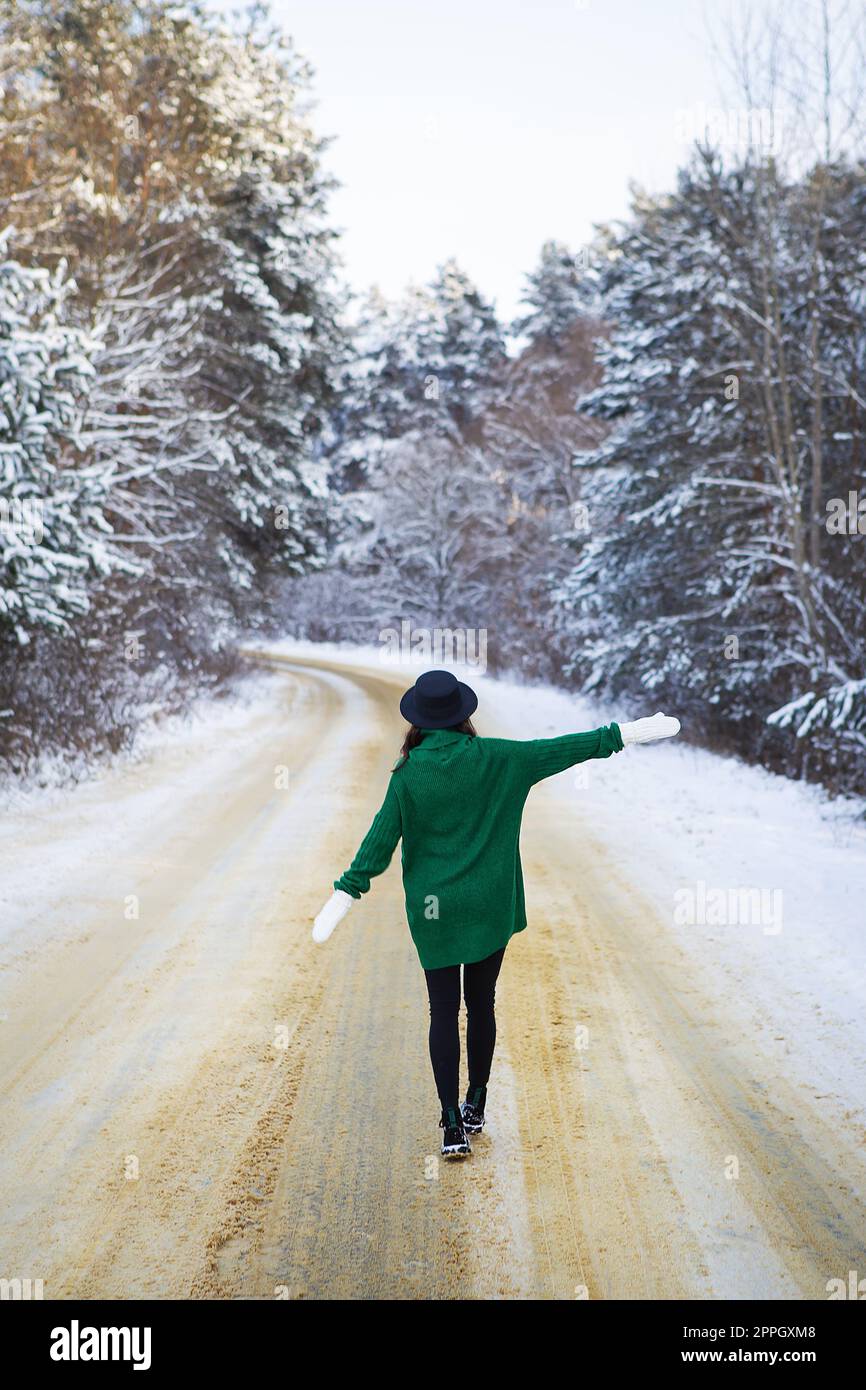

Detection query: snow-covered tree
(188, 170), (342, 595)
(338, 287), (441, 456)
(0, 0), (346, 608)
(340, 260), (505, 461)
(177, 10), (347, 598)
(551, 149), (866, 788)
(512, 239), (597, 343)
(0, 245), (129, 643)
(0, 0), (348, 766)
(421, 259), (506, 434)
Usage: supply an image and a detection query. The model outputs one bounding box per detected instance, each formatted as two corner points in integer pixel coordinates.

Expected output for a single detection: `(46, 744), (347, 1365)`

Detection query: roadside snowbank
(0, 668), (288, 969)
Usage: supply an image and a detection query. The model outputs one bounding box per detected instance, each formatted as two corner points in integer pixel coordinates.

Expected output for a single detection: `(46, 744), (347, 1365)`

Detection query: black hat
(399, 669), (478, 729)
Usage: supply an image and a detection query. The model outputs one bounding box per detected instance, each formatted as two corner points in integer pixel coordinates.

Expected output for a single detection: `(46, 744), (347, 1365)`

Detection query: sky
(211, 0), (740, 320)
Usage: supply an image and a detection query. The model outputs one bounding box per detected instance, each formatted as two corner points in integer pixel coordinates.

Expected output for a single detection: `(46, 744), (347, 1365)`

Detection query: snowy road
(1, 651), (865, 1299)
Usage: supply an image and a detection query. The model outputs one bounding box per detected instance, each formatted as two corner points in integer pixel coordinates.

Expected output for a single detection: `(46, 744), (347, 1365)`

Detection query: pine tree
(552, 152), (866, 787)
(513, 239), (597, 344)
(340, 261), (506, 455)
(421, 259), (506, 434)
(0, 0), (346, 618)
(0, 245), (126, 643)
(0, 0), (348, 763)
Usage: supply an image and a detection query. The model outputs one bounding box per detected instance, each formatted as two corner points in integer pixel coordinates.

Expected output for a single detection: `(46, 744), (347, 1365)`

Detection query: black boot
(439, 1105), (471, 1158)
(461, 1084), (487, 1133)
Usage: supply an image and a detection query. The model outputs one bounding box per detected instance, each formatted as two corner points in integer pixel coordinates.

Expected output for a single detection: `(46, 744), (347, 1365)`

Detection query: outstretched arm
(520, 722), (625, 785)
(312, 779), (402, 942)
(520, 712), (681, 786)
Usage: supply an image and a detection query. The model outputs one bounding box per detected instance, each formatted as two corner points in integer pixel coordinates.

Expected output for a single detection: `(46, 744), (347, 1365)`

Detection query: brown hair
(395, 717), (477, 768)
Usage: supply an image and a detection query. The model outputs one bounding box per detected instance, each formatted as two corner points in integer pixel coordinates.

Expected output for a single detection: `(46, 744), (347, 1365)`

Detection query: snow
(486, 670), (866, 1143)
(0, 669), (289, 969)
(3, 637), (865, 1148)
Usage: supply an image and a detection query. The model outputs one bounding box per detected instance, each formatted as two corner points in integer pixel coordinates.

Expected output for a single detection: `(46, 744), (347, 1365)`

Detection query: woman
(313, 669), (680, 1158)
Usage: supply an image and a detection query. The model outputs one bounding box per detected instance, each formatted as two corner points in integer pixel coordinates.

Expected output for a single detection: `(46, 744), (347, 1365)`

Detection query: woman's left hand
(618, 712), (681, 746)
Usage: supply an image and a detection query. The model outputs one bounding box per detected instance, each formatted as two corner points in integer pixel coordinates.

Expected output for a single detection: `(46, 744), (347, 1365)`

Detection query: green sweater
(334, 723), (624, 970)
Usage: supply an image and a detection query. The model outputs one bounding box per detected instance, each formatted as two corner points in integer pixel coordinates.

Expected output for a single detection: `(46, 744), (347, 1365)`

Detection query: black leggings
(423, 947), (506, 1111)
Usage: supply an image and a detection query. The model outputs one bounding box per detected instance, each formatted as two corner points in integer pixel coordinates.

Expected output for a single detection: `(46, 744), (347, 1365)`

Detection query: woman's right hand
(312, 889), (354, 943)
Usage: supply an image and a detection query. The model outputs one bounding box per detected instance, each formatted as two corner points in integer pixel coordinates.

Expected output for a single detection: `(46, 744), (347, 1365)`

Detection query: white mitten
(312, 889), (354, 943)
(618, 712), (681, 746)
